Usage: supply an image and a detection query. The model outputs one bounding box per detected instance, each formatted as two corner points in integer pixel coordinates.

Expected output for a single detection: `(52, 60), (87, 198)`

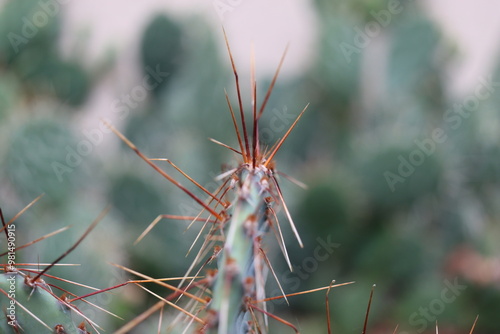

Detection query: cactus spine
(0, 271), (89, 334)
(0, 205), (103, 333)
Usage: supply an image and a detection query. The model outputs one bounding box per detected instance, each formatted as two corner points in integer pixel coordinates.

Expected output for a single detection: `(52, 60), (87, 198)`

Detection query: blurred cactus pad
(1, 1), (500, 333)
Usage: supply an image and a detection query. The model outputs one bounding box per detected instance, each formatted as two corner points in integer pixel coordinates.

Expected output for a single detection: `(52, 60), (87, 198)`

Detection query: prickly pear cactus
(0, 271), (90, 333)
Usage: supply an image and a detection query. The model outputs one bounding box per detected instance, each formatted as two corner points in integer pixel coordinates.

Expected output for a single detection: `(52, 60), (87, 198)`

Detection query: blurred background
(1, 0), (500, 333)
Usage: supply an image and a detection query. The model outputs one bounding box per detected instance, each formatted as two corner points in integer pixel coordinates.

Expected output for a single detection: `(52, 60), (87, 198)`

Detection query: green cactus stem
(0, 271), (90, 333)
(206, 168), (270, 333)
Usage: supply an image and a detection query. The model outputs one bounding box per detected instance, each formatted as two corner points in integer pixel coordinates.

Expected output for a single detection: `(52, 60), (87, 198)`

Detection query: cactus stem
(0, 289), (53, 331)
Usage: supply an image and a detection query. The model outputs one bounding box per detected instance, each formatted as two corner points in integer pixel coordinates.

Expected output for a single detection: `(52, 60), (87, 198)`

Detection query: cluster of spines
(104, 29), (482, 332)
(0, 198), (108, 334)
(104, 30), (313, 334)
(0, 29), (481, 334)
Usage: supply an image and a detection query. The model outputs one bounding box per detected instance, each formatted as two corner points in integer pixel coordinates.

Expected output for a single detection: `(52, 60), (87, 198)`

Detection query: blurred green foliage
(5, 118), (80, 205)
(0, 0), (91, 106)
(0, 1), (60, 63)
(1, 0), (499, 333)
(140, 15), (183, 97)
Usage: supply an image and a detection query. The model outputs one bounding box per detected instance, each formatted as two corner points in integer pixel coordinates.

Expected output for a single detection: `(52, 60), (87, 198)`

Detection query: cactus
(0, 23), (485, 334)
(0, 202), (106, 333)
(201, 39), (308, 333)
(205, 166), (293, 333)
(106, 31), (330, 334)
(0, 272), (90, 333)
